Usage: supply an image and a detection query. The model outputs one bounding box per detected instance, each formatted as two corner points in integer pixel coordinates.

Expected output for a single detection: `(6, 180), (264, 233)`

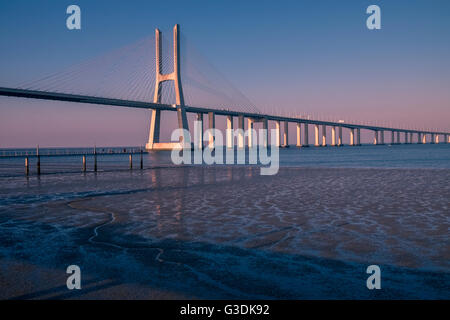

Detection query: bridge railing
(0, 147), (146, 158)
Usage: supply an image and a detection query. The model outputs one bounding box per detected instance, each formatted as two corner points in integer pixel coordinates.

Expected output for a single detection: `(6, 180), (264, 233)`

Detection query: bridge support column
(146, 109), (161, 149)
(262, 118), (269, 147)
(331, 126), (336, 146)
(446, 134), (449, 143)
(430, 133), (435, 144)
(380, 131), (385, 145)
(275, 120), (281, 148)
(314, 125), (320, 147)
(391, 131), (395, 145)
(422, 133), (427, 144)
(146, 25), (189, 150)
(417, 132), (422, 144)
(238, 115), (245, 149)
(350, 128), (355, 146)
(410, 132), (413, 144)
(321, 125), (327, 147)
(226, 115), (233, 148)
(373, 130), (378, 145)
(338, 127), (343, 146)
(248, 118), (255, 148)
(404, 132), (408, 144)
(434, 134), (439, 144)
(296, 123), (302, 147)
(356, 128), (361, 146)
(283, 121), (289, 147)
(303, 124), (309, 147)
(397, 131), (401, 144)
(196, 113), (203, 149)
(208, 112), (215, 149)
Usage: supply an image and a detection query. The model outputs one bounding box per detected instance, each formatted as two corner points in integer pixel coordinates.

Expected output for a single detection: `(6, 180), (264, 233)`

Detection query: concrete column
(208, 112), (215, 149)
(380, 131), (385, 145)
(196, 113), (204, 149)
(404, 132), (408, 144)
(296, 123), (302, 147)
(248, 118), (255, 148)
(446, 134), (449, 143)
(238, 115), (245, 149)
(314, 124), (320, 147)
(373, 130), (378, 145)
(283, 121), (289, 147)
(146, 109), (161, 149)
(410, 132), (413, 144)
(350, 128), (355, 146)
(391, 131), (395, 145)
(397, 131), (401, 144)
(321, 125), (327, 147)
(338, 126), (343, 146)
(226, 115), (233, 148)
(417, 132), (422, 144)
(262, 118), (269, 147)
(356, 128), (361, 146)
(422, 133), (427, 144)
(275, 120), (281, 147)
(331, 126), (336, 146)
(430, 133), (435, 144)
(303, 124), (309, 147)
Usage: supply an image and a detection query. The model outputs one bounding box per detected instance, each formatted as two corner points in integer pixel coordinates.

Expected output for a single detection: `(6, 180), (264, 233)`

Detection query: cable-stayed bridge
(0, 24), (449, 149)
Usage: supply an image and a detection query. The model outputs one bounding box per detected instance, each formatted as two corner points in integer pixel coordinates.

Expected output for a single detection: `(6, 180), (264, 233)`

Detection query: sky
(1, 0), (450, 148)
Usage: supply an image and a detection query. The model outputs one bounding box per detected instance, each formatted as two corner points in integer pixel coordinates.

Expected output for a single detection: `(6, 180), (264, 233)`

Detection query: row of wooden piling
(25, 148), (144, 175)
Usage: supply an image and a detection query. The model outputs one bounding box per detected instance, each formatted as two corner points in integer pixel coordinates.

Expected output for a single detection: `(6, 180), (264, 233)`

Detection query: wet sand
(0, 166), (449, 299)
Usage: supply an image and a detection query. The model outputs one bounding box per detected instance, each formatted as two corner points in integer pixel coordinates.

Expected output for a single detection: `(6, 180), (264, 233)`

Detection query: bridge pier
(338, 127), (343, 146)
(321, 125), (327, 147)
(356, 128), (361, 146)
(274, 120), (281, 147)
(208, 112), (215, 148)
(314, 125), (320, 147)
(226, 115), (233, 148)
(248, 118), (255, 148)
(296, 123), (302, 147)
(404, 132), (408, 144)
(380, 130), (385, 145)
(422, 133), (427, 144)
(397, 131), (401, 144)
(283, 121), (289, 147)
(350, 128), (355, 146)
(373, 130), (378, 145)
(196, 113), (203, 149)
(446, 134), (449, 143)
(262, 118), (269, 148)
(331, 126), (336, 146)
(303, 124), (309, 147)
(238, 115), (245, 149)
(430, 133), (435, 144)
(391, 131), (395, 145)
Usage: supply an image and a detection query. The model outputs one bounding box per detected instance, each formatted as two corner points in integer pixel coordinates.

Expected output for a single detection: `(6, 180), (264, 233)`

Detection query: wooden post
(82, 155), (86, 172)
(94, 146), (97, 172)
(36, 145), (41, 175)
(25, 157), (29, 176)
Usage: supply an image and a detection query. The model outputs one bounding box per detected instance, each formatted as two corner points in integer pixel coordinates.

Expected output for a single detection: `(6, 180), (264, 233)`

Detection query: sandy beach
(0, 165), (449, 299)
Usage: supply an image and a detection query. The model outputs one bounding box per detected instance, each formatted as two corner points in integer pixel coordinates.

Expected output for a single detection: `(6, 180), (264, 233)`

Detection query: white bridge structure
(0, 24), (449, 149)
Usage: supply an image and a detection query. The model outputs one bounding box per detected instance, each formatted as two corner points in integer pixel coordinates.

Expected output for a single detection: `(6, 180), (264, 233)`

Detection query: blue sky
(1, 0), (450, 147)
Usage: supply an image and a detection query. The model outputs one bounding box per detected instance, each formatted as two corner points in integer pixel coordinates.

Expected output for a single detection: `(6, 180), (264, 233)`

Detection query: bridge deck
(0, 87), (448, 135)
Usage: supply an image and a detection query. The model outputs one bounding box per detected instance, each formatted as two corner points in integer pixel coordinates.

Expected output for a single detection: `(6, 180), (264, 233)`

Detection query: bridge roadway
(1, 87), (449, 142)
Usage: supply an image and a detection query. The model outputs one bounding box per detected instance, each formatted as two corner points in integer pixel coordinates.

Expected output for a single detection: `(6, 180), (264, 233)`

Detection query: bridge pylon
(146, 24), (190, 150)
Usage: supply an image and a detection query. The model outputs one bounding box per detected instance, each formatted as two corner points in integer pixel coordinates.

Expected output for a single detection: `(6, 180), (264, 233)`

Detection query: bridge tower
(146, 24), (190, 150)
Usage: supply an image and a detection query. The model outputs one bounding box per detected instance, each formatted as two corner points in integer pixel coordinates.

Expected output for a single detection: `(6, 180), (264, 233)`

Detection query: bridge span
(1, 24), (449, 149)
